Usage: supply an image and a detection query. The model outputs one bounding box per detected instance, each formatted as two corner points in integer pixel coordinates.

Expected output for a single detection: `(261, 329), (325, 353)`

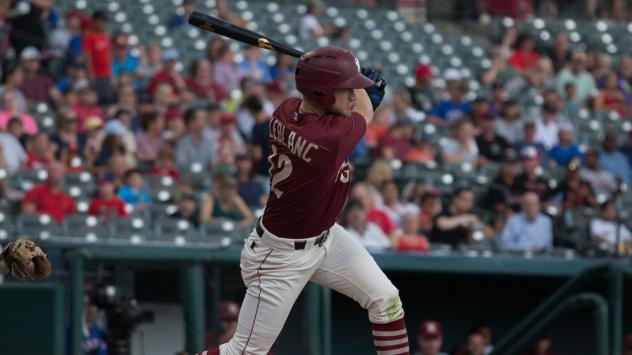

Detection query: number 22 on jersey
(268, 144), (293, 199)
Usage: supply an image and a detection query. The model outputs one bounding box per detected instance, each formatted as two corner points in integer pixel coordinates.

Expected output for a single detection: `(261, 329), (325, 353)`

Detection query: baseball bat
(188, 11), (386, 90)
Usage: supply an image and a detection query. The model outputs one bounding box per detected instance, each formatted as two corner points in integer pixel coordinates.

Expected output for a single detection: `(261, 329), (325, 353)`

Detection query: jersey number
(268, 144), (293, 199)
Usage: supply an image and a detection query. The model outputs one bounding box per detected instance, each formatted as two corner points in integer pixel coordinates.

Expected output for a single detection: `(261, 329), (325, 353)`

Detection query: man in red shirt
(197, 48), (409, 355)
(22, 161), (76, 223)
(147, 49), (189, 100)
(82, 11), (114, 104)
(88, 174), (128, 222)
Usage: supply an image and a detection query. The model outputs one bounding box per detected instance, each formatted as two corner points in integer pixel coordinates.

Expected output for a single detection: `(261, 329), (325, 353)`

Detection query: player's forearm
(354, 89), (374, 124)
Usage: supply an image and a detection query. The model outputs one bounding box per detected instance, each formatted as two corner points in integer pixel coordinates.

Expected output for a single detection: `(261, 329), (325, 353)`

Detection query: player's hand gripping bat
(188, 11), (386, 91)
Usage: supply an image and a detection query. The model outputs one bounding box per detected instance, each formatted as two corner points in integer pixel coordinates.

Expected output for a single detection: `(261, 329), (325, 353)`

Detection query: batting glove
(361, 67), (386, 111)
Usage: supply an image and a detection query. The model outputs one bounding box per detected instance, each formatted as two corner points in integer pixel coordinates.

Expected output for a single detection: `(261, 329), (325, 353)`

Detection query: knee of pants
(367, 284), (405, 323)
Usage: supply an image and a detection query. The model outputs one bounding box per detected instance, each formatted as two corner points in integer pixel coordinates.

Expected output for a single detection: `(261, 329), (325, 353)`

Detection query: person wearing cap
(83, 10), (114, 104)
(483, 148), (521, 213)
(93, 120), (131, 168)
(513, 121), (549, 166)
(175, 107), (216, 169)
(555, 158), (598, 210)
(495, 99), (523, 145)
(476, 112), (510, 163)
(170, 190), (202, 227)
(200, 172), (253, 226)
(407, 64), (435, 112)
(555, 51), (596, 102)
(148, 48), (190, 100)
(428, 68), (471, 128)
(22, 161), (76, 224)
(498, 191), (552, 253)
(414, 320), (448, 355)
(88, 174), (129, 221)
(18, 46), (55, 103)
(514, 146), (553, 201)
(548, 122), (582, 167)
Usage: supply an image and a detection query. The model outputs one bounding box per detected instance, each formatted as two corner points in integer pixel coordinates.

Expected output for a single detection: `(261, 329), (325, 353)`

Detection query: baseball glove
(0, 239), (52, 281)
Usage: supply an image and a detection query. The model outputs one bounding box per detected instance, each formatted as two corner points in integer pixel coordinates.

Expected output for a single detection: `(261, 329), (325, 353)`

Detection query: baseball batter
(198, 47), (409, 355)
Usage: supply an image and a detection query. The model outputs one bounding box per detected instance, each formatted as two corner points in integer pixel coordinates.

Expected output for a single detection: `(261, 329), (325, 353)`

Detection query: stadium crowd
(0, 0), (630, 261)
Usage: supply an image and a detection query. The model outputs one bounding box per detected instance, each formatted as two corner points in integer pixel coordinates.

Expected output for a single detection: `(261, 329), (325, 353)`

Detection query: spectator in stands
(476, 114), (510, 163)
(581, 147), (619, 198)
(215, 0), (247, 27)
(470, 97), (491, 127)
(495, 99), (522, 145)
(135, 111), (165, 163)
(175, 107), (215, 169)
(235, 154), (266, 209)
(545, 32), (571, 73)
(351, 182), (395, 236)
(170, 191), (201, 227)
(22, 161), (76, 223)
(83, 11), (114, 104)
(508, 33), (539, 74)
(483, 148), (521, 213)
(111, 109), (137, 155)
(599, 131), (632, 187)
(453, 330), (486, 355)
(469, 322), (493, 355)
(72, 83), (105, 132)
(93, 120), (131, 169)
(138, 43), (163, 81)
(78, 302), (108, 355)
(88, 174), (128, 221)
(441, 118), (479, 165)
(498, 192), (552, 253)
(7, 118), (26, 148)
(554, 158), (597, 210)
(206, 38), (226, 64)
(417, 189), (441, 235)
(392, 212), (429, 252)
(594, 72), (628, 117)
(561, 82), (580, 116)
(515, 146), (552, 201)
(534, 101), (561, 151)
(186, 58), (227, 102)
(26, 132), (54, 169)
(213, 44), (243, 93)
(590, 200), (631, 255)
(250, 99), (271, 177)
(238, 47), (272, 85)
(0, 66), (27, 113)
(112, 31), (140, 81)
(148, 49), (190, 100)
(0, 125), (27, 175)
(236, 94), (263, 140)
(514, 121), (548, 165)
(389, 89), (420, 123)
(18, 46), (56, 103)
(429, 69), (471, 127)
(269, 53), (295, 91)
(619, 130), (632, 167)
(0, 91), (37, 135)
(555, 52), (595, 103)
(81, 116), (103, 166)
(381, 181), (419, 226)
(341, 198), (391, 252)
(149, 146), (180, 181)
(7, 0), (49, 54)
(168, 0), (194, 30)
(415, 320), (448, 355)
(377, 119), (414, 161)
(201, 172), (253, 226)
(408, 64), (435, 112)
(431, 187), (483, 247)
(299, 1), (325, 41)
(213, 114), (246, 166)
(117, 168), (151, 210)
(548, 122), (582, 167)
(106, 153), (129, 188)
(522, 335), (555, 355)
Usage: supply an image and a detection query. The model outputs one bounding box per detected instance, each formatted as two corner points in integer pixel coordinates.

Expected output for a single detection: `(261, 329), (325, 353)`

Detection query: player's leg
(310, 224), (409, 355)
(199, 232), (326, 355)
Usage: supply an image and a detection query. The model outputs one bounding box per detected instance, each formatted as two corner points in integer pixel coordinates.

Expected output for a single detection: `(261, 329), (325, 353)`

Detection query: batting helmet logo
(354, 57), (361, 73)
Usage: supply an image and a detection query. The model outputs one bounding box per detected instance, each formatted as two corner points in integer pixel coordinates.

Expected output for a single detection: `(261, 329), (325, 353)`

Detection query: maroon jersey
(262, 98), (366, 238)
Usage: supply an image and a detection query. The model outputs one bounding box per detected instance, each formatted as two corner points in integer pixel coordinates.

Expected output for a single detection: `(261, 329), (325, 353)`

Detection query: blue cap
(104, 119), (127, 136)
(161, 48), (180, 62)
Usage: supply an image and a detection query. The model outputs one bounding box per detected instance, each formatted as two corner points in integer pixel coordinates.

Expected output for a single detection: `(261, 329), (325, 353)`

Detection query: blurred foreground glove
(361, 67), (386, 111)
(0, 239), (52, 281)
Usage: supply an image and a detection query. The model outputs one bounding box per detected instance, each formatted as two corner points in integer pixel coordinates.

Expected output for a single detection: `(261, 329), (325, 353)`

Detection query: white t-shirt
(590, 218), (632, 252)
(299, 14), (323, 41)
(441, 138), (479, 164)
(0, 132), (26, 175)
(382, 203), (420, 227)
(346, 222), (391, 252)
(534, 117), (560, 150)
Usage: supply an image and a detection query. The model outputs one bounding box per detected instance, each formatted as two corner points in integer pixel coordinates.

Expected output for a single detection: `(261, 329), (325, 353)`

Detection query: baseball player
(197, 47), (409, 355)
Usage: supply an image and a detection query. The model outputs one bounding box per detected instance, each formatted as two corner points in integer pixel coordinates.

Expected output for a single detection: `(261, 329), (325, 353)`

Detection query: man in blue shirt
(548, 122), (582, 167)
(428, 68), (471, 127)
(599, 131), (632, 187)
(498, 192), (553, 252)
(237, 47), (272, 84)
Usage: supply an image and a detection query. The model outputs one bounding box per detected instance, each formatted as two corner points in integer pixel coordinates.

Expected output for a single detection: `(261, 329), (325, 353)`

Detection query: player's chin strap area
(255, 217), (329, 251)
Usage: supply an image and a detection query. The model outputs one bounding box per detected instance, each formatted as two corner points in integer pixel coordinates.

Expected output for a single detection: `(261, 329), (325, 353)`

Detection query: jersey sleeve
(335, 112), (367, 167)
